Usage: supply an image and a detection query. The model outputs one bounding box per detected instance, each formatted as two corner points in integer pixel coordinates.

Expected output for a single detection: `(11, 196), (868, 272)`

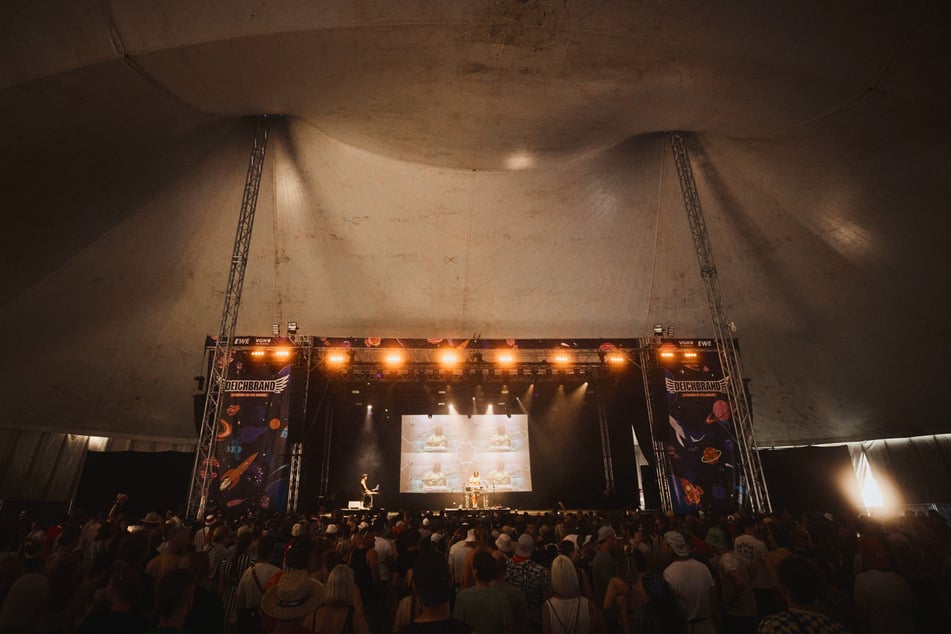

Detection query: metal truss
(639, 337), (673, 510)
(287, 442), (303, 513)
(186, 116), (270, 520)
(596, 396), (615, 497)
(669, 132), (772, 512)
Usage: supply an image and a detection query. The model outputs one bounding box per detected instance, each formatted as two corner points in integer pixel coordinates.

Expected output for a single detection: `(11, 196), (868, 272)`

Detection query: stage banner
(210, 350), (294, 515)
(656, 340), (740, 516)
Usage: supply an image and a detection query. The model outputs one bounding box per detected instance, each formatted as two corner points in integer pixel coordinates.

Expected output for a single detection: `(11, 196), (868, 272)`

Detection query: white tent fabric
(1, 1), (950, 455)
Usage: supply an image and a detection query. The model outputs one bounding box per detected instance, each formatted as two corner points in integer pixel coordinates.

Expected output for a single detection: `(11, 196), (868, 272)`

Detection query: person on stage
(360, 473), (376, 509)
(467, 470), (483, 508)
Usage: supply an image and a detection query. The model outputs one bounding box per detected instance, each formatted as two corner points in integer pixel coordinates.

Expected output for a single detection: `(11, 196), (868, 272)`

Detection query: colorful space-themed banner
(656, 340), (741, 516)
(210, 350), (293, 515)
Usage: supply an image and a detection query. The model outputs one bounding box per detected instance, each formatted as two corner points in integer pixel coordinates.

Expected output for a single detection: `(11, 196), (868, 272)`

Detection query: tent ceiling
(1, 1), (950, 446)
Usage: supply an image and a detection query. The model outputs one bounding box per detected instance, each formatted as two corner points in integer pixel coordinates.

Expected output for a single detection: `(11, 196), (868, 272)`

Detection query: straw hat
(260, 570), (322, 620)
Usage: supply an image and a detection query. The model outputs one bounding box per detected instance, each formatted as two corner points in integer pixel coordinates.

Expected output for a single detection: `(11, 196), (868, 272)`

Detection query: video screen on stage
(399, 414), (532, 493)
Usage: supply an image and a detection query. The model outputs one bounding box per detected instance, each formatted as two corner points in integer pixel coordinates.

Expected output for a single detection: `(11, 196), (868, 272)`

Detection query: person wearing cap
(194, 513), (218, 552)
(495, 532), (515, 559)
(259, 569), (323, 634)
(662, 530), (718, 634)
(450, 528), (479, 587)
(506, 533), (552, 633)
(592, 525), (620, 613)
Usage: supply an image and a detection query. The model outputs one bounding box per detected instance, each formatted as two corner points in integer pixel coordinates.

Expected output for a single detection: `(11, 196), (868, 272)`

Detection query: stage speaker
(641, 465), (661, 510)
(285, 365), (310, 442)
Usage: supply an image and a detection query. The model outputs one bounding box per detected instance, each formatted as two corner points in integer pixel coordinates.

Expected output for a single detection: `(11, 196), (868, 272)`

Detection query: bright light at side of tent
(273, 349), (292, 360)
(250, 349), (266, 358)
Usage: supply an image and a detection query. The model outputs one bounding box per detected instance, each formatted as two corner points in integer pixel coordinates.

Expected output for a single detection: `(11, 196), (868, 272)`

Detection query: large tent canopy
(2, 0), (950, 449)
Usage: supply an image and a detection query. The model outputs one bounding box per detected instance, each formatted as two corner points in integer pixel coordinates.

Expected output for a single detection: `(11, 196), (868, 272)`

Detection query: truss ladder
(669, 132), (772, 512)
(186, 116), (270, 520)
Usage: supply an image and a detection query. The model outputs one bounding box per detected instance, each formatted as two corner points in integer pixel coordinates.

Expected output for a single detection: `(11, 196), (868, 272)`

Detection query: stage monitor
(399, 414), (531, 493)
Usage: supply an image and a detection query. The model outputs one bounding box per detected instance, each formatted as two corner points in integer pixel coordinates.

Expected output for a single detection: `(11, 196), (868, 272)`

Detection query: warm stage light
(438, 350), (460, 367)
(496, 352), (515, 365)
(660, 351), (676, 358)
(326, 350), (349, 366)
(384, 351), (404, 366)
(273, 349), (291, 359)
(552, 353), (571, 365)
(250, 350), (266, 358)
(683, 351), (698, 359)
(606, 353), (626, 366)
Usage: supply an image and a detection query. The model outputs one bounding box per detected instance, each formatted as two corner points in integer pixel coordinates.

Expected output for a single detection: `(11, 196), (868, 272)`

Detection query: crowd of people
(2, 497), (950, 633)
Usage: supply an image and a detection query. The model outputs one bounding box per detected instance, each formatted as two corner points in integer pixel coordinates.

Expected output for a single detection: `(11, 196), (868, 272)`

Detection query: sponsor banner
(655, 343), (740, 515)
(211, 350), (293, 515)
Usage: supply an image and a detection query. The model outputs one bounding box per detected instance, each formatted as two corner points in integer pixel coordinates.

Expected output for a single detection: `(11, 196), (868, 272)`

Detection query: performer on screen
(420, 462), (447, 488)
(490, 425), (512, 450)
(467, 470), (483, 508)
(488, 461), (511, 486)
(424, 425), (448, 450)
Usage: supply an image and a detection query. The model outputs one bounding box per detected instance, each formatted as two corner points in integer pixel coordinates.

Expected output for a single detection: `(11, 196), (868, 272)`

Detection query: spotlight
(287, 321), (298, 334)
(606, 353), (626, 366)
(272, 323), (281, 336)
(683, 351), (698, 359)
(273, 349), (291, 360)
(250, 349), (266, 358)
(552, 353), (571, 366)
(384, 351), (404, 367)
(438, 350), (460, 367)
(653, 324), (664, 336)
(496, 351), (515, 366)
(326, 350), (349, 367)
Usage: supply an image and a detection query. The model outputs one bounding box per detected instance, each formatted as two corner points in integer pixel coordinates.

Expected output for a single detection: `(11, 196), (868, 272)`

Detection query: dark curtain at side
(861, 435), (951, 505)
(73, 451), (194, 518)
(759, 445), (858, 513)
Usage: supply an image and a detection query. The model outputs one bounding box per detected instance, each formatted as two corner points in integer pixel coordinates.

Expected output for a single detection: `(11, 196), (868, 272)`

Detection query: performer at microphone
(466, 470), (483, 508)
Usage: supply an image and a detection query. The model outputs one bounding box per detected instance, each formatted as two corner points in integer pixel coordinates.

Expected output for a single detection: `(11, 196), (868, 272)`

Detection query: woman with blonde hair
(305, 564), (369, 634)
(543, 555), (606, 634)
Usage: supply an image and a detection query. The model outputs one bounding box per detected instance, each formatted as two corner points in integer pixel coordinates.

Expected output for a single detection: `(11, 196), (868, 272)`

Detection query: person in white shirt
(662, 531), (717, 634)
(235, 536), (281, 631)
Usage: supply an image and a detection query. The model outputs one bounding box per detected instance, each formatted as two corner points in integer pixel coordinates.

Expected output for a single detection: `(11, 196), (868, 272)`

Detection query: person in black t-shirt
(396, 550), (472, 633)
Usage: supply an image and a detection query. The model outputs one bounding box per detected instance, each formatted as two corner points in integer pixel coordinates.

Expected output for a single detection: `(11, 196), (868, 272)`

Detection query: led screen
(399, 414), (532, 493)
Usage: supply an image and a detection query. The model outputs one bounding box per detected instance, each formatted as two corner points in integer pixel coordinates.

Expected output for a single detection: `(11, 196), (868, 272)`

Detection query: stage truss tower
(186, 116), (271, 520)
(669, 132), (772, 512)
